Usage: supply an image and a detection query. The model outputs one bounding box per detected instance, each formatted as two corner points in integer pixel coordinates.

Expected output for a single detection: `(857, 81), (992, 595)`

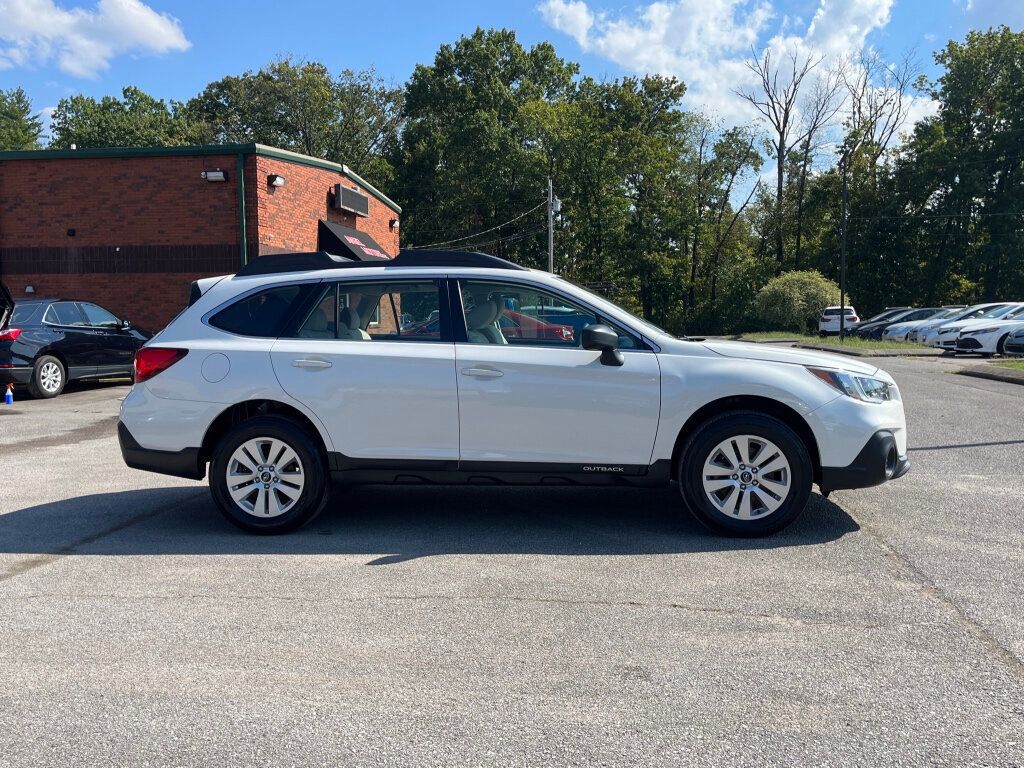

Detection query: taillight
(0, 328), (22, 341)
(850, 316), (859, 322)
(134, 347), (188, 383)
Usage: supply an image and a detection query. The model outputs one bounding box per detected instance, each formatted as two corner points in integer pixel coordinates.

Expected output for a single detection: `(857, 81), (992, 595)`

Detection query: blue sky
(1, 0), (1020, 133)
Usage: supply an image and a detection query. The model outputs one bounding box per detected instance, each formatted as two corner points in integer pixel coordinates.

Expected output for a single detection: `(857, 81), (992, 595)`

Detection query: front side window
(209, 284), (307, 337)
(78, 302), (120, 328)
(293, 280), (444, 342)
(458, 280), (642, 349)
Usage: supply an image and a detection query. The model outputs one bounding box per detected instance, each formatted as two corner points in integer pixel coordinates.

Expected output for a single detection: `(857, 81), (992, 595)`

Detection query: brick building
(0, 144), (401, 330)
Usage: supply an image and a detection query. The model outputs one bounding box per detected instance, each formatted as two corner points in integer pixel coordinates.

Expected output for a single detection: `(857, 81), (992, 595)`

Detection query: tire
(28, 355), (66, 399)
(209, 416), (328, 534)
(678, 411), (813, 537)
(997, 333), (1010, 356)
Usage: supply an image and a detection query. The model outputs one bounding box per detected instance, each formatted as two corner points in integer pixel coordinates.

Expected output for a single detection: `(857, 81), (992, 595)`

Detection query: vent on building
(333, 184), (370, 217)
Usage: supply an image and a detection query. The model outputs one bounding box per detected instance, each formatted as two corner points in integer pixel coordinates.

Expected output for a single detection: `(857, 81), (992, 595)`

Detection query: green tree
(185, 58), (403, 187)
(755, 270), (842, 332)
(49, 86), (205, 149)
(0, 87), (43, 150)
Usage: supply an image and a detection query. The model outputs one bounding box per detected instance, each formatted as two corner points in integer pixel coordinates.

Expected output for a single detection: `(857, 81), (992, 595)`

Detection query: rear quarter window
(209, 285), (309, 338)
(10, 304), (38, 324)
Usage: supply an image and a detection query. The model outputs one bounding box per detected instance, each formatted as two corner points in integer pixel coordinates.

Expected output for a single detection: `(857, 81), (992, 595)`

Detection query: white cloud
(0, 0), (190, 78)
(538, 0), (896, 125)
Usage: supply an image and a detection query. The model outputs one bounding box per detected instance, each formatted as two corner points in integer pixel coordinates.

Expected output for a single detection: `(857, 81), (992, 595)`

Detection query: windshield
(554, 277), (675, 339)
(980, 304), (1015, 318)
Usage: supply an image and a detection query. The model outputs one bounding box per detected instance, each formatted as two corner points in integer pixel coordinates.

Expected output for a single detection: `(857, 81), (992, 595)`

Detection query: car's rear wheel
(678, 411), (813, 537)
(28, 355), (66, 399)
(209, 416), (328, 534)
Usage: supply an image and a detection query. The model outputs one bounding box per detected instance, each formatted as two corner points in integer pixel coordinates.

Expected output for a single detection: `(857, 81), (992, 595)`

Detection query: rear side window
(45, 301), (87, 326)
(209, 285), (307, 337)
(10, 304), (37, 324)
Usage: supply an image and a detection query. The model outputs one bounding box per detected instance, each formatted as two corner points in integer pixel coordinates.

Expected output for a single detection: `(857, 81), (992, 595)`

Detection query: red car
(498, 309), (574, 342)
(402, 308), (575, 343)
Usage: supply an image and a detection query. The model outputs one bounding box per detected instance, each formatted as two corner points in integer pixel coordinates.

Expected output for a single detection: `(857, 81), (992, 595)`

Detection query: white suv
(119, 251), (909, 536)
(818, 306), (859, 336)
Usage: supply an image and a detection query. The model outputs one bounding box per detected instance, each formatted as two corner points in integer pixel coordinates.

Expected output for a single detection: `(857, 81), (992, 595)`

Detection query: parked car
(0, 285), (150, 398)
(118, 250), (909, 537)
(921, 303), (1024, 350)
(955, 317), (1024, 356)
(1004, 325), (1024, 356)
(818, 306), (860, 336)
(855, 308), (944, 340)
(882, 307), (965, 341)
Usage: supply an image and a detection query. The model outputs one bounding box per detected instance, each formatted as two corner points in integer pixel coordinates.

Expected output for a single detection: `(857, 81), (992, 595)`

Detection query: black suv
(0, 284), (151, 398)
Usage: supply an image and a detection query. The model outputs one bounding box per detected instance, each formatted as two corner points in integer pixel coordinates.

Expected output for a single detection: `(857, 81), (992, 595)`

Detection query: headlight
(939, 328), (957, 335)
(808, 367), (900, 403)
(966, 326), (998, 335)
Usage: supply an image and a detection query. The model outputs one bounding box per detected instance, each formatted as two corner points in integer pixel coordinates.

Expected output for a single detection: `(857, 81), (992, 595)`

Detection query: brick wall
(0, 149), (401, 330)
(253, 156), (399, 257)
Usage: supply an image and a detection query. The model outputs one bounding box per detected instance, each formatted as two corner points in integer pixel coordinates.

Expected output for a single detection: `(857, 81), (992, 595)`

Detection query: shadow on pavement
(0, 484), (860, 563)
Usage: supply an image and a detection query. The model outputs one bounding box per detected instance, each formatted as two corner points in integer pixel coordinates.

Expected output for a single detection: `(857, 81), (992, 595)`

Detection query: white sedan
(920, 303), (1024, 349)
(883, 308), (963, 341)
(955, 318), (1024, 356)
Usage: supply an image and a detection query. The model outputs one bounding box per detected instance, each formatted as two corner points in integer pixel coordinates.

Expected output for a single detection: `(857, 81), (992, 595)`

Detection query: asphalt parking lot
(1, 358), (1022, 767)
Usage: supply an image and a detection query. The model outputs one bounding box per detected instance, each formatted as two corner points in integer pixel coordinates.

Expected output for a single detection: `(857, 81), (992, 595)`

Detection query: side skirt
(329, 455), (672, 488)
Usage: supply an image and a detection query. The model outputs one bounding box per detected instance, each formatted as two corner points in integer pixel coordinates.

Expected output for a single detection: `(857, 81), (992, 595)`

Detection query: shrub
(755, 270), (844, 333)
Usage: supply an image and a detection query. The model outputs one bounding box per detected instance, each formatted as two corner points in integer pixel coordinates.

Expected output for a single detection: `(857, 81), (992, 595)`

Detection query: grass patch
(993, 359), (1024, 371)
(735, 331), (811, 341)
(736, 331), (924, 351)
(807, 336), (925, 351)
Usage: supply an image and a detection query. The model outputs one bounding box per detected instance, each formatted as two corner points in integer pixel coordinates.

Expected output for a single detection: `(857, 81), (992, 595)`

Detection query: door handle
(292, 358), (333, 369)
(461, 367), (503, 378)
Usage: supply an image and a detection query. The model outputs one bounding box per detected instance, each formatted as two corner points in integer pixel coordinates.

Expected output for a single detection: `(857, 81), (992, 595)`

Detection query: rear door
(271, 278), (460, 466)
(43, 301), (97, 378)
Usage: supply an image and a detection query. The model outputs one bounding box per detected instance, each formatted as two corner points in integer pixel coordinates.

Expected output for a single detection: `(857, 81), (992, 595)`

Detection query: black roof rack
(234, 249), (527, 277)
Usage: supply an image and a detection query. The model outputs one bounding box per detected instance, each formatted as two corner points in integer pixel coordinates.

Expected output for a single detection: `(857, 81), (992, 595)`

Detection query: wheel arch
(671, 395), (822, 483)
(200, 399), (330, 467)
(36, 348), (70, 378)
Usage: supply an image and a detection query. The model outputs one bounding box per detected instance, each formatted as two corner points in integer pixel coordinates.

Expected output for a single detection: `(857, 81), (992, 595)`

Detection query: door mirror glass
(581, 324), (624, 366)
(121, 319), (132, 330)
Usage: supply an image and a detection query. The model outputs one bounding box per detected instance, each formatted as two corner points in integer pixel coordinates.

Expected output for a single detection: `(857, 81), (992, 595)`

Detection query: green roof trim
(0, 142), (402, 214)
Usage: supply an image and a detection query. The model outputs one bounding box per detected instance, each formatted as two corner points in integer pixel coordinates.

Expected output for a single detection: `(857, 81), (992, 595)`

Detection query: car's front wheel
(29, 355), (66, 399)
(209, 416), (328, 534)
(678, 411), (813, 537)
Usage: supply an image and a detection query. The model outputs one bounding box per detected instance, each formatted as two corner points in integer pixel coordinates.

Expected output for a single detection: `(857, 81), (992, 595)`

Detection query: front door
(77, 302), (136, 374)
(453, 279), (661, 471)
(271, 278), (459, 466)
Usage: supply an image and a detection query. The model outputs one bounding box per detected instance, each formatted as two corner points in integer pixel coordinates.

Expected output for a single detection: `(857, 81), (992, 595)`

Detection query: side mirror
(121, 319), (132, 330)
(581, 323), (624, 367)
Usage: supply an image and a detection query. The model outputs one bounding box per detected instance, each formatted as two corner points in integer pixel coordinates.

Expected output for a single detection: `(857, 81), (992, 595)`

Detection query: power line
(408, 202), (546, 249)
(449, 224), (547, 252)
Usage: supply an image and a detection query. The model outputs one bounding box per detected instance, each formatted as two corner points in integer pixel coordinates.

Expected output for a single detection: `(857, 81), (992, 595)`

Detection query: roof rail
(234, 248), (528, 277)
(391, 249), (527, 271)
(235, 251), (357, 277)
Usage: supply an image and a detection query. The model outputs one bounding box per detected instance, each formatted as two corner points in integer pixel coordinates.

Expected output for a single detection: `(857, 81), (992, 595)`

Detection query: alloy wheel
(40, 361), (62, 393)
(226, 437), (306, 518)
(701, 434), (792, 520)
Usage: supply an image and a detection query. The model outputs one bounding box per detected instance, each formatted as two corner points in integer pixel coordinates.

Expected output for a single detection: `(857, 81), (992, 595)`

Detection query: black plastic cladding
(234, 250), (527, 278)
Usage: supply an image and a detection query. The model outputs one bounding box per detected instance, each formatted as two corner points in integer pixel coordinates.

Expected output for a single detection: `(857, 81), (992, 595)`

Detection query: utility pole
(839, 152), (849, 339)
(547, 176), (554, 273)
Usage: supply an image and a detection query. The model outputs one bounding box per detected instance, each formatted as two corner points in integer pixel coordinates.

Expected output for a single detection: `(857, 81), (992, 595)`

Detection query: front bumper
(118, 420), (205, 480)
(0, 365), (32, 385)
(819, 430), (910, 494)
(955, 336), (983, 351)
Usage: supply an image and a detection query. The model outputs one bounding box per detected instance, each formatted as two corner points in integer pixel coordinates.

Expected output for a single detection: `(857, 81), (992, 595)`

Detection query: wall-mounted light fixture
(24, 285), (35, 295)
(390, 218), (399, 230)
(202, 170), (227, 182)
(267, 173), (286, 188)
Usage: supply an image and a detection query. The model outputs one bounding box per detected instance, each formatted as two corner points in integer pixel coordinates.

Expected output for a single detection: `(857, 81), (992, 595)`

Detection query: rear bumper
(118, 420), (205, 480)
(819, 430), (910, 494)
(0, 365), (32, 385)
